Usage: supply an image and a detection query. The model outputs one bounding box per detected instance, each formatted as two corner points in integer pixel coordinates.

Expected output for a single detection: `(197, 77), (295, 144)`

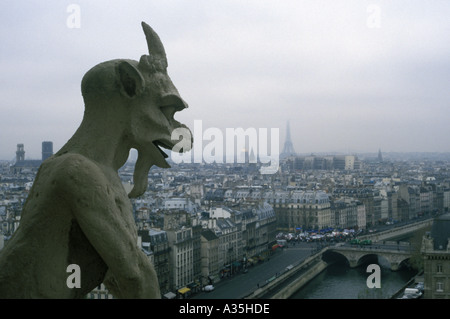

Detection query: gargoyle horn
(141, 21), (167, 67)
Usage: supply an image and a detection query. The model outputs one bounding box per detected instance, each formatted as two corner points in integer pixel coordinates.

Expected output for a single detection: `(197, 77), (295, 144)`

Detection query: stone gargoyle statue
(0, 22), (192, 298)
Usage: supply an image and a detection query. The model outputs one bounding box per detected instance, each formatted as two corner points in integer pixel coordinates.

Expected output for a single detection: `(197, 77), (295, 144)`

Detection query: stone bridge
(328, 245), (413, 271)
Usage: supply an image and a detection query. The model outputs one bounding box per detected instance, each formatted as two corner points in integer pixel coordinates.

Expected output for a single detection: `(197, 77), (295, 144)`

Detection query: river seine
(290, 259), (417, 299)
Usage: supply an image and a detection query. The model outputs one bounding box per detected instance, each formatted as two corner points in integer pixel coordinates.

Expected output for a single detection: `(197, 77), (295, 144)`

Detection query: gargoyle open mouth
(152, 140), (170, 159)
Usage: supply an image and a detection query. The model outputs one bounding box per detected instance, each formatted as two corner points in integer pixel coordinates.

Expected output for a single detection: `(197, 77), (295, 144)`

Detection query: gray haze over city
(1, 0), (450, 160)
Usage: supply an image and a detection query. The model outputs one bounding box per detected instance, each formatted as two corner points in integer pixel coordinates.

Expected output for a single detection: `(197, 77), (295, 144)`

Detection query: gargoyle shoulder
(51, 153), (108, 199)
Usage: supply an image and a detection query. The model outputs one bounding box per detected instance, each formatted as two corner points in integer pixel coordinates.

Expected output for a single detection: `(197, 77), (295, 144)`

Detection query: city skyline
(1, 1), (450, 160)
(2, 142), (449, 299)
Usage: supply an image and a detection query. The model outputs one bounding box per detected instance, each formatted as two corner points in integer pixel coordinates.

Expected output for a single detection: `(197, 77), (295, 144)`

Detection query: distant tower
(16, 144), (25, 162)
(42, 141), (53, 161)
(281, 121), (296, 158)
(378, 149), (383, 162)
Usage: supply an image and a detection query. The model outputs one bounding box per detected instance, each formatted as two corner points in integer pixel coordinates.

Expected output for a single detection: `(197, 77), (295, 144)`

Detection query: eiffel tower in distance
(281, 120), (296, 158)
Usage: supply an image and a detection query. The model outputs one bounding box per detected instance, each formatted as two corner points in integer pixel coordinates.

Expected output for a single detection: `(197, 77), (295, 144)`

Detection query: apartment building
(166, 225), (194, 294)
(422, 214), (450, 299)
(200, 229), (220, 285)
(274, 190), (331, 231)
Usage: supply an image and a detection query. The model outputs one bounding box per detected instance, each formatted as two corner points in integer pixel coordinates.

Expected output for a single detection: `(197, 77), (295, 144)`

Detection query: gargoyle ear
(117, 61), (145, 98)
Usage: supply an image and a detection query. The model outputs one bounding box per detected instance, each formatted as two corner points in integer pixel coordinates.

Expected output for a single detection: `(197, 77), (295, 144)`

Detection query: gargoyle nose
(160, 94), (188, 111)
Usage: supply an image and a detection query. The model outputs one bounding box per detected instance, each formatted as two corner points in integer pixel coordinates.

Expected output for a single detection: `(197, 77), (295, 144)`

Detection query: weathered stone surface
(0, 22), (192, 298)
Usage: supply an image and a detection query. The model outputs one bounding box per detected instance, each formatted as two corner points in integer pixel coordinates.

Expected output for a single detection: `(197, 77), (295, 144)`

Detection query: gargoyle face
(80, 22), (192, 198)
(124, 22), (192, 198)
(117, 58), (191, 165)
(110, 22), (192, 198)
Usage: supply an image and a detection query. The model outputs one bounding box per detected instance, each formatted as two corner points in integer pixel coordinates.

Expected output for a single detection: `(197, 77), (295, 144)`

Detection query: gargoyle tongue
(128, 145), (170, 198)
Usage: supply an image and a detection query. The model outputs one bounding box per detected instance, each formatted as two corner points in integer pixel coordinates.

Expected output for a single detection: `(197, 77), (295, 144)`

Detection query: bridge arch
(322, 250), (349, 267)
(355, 253), (410, 271)
(356, 253), (379, 268)
(389, 255), (411, 271)
(327, 247), (412, 271)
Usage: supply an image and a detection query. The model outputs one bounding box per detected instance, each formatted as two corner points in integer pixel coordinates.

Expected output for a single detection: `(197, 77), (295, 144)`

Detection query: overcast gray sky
(1, 0), (449, 160)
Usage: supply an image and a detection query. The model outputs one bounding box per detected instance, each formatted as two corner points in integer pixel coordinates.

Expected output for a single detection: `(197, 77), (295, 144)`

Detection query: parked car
(415, 282), (424, 293)
(203, 285), (214, 292)
(403, 288), (422, 299)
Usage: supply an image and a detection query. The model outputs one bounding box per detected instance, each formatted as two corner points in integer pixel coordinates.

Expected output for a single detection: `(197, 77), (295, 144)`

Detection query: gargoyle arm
(55, 154), (160, 298)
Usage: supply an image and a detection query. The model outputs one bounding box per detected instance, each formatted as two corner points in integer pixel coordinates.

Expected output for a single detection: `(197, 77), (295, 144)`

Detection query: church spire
(378, 149), (383, 162)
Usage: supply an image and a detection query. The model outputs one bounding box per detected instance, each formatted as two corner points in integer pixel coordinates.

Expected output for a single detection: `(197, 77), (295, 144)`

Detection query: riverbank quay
(192, 242), (327, 299)
(245, 247), (332, 299)
(390, 272), (423, 299)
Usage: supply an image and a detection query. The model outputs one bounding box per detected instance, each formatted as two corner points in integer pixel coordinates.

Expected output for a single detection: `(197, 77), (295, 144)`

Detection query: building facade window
(437, 264), (443, 273)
